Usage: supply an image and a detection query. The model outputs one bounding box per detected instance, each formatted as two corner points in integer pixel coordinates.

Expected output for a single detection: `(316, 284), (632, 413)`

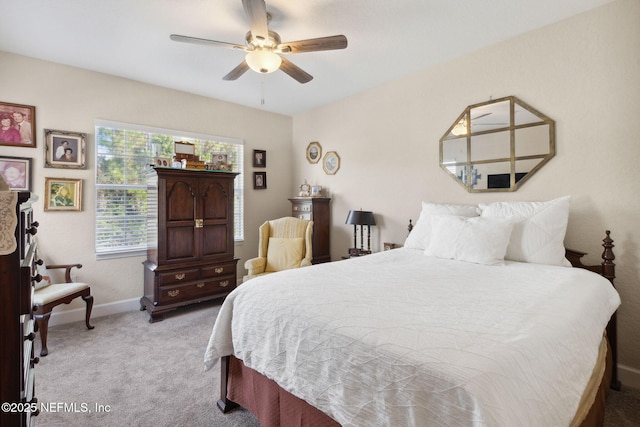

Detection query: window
(95, 120), (244, 259)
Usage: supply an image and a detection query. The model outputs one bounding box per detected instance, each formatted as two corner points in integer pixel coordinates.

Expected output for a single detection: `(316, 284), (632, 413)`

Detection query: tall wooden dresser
(0, 192), (39, 426)
(289, 197), (331, 263)
(141, 167), (239, 323)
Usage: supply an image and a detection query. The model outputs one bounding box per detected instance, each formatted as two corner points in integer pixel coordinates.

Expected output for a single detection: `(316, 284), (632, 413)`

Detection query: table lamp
(345, 210), (376, 255)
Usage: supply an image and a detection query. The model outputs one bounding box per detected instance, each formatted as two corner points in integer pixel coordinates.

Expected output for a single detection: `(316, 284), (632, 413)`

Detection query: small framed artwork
(174, 141), (195, 156)
(322, 151), (340, 175)
(44, 177), (82, 211)
(0, 156), (31, 191)
(311, 185), (322, 197)
(0, 102), (36, 148)
(253, 150), (266, 167)
(253, 172), (267, 190)
(44, 129), (87, 169)
(211, 153), (230, 170)
(306, 141), (322, 164)
(153, 157), (172, 167)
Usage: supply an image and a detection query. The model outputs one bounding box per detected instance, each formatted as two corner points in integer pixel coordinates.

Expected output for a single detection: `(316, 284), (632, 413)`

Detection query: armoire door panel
(200, 182), (229, 220)
(166, 179), (197, 221)
(166, 226), (197, 261)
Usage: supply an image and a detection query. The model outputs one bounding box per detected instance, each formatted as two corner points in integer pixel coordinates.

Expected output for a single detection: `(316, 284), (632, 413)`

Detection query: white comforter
(204, 248), (620, 427)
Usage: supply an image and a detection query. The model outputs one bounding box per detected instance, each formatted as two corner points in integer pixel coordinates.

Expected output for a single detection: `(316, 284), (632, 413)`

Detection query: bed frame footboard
(565, 230), (620, 391)
(217, 355), (239, 413)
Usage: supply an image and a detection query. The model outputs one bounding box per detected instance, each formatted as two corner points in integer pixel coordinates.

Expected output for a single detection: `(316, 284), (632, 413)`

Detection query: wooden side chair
(33, 262), (94, 356)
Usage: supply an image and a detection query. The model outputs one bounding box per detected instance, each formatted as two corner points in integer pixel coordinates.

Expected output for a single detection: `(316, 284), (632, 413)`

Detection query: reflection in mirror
(440, 96), (555, 192)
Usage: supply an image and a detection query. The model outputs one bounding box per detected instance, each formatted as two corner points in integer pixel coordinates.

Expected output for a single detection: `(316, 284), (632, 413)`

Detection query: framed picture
(253, 149), (266, 167)
(153, 157), (172, 167)
(323, 151), (340, 175)
(44, 129), (87, 169)
(253, 172), (267, 190)
(211, 152), (230, 170)
(311, 185), (322, 197)
(0, 156), (31, 191)
(44, 177), (82, 211)
(0, 101), (36, 148)
(306, 141), (322, 164)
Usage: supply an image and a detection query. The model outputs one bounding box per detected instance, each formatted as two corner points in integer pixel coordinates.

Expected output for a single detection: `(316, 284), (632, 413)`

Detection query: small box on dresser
(141, 167), (239, 323)
(0, 192), (40, 426)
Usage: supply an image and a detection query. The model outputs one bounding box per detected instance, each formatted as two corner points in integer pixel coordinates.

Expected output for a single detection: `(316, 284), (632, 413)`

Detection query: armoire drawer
(157, 268), (200, 286)
(201, 262), (237, 279)
(292, 212), (312, 221)
(158, 276), (235, 304)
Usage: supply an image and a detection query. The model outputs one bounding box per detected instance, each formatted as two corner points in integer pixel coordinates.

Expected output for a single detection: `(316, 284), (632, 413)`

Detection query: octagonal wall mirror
(440, 96), (555, 192)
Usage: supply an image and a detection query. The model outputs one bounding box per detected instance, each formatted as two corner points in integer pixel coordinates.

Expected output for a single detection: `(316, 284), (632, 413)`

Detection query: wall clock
(322, 151), (340, 175)
(306, 141), (322, 164)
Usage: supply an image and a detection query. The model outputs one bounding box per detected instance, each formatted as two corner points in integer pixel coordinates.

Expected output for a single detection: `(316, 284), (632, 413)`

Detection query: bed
(204, 197), (621, 427)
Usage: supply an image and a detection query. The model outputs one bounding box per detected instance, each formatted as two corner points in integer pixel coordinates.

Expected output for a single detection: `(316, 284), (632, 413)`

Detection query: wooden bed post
(601, 231), (621, 391)
(217, 355), (239, 413)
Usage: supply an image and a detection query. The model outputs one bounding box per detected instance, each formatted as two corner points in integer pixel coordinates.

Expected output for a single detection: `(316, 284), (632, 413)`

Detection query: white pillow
(479, 196), (571, 266)
(404, 202), (480, 250)
(425, 216), (515, 265)
(265, 237), (304, 272)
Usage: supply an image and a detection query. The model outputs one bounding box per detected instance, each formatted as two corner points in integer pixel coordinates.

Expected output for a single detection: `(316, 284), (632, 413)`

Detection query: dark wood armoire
(0, 192), (39, 426)
(141, 167), (239, 322)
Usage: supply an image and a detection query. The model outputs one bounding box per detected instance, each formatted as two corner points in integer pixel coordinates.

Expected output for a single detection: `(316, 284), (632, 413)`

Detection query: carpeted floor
(34, 301), (640, 426)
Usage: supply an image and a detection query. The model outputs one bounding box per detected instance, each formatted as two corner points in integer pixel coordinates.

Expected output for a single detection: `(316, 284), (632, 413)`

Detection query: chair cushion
(34, 282), (89, 305)
(265, 238), (304, 272)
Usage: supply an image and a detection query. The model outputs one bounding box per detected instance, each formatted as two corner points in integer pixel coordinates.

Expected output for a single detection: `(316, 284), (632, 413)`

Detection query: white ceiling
(2, 0), (614, 116)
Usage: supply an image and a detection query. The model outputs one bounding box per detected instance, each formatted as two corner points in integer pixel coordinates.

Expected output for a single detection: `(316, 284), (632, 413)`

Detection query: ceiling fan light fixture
(246, 49), (282, 74)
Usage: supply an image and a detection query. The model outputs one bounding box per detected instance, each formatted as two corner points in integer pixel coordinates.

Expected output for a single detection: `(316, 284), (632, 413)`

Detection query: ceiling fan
(170, 0), (348, 84)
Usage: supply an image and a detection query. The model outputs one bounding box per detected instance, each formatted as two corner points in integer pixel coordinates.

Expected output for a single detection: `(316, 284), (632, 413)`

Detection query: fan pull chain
(260, 79), (265, 105)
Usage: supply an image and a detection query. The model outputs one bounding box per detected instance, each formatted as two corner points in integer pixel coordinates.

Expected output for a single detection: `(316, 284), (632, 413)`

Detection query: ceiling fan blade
(278, 35), (348, 54)
(170, 34), (247, 51)
(223, 61), (250, 81)
(279, 57), (313, 84)
(242, 0), (269, 44)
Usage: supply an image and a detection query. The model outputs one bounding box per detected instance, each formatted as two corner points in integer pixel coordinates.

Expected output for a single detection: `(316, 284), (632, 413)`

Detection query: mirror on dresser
(440, 96), (555, 192)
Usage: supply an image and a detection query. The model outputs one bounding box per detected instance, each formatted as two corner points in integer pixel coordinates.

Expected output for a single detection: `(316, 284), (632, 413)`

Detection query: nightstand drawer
(158, 269), (199, 285)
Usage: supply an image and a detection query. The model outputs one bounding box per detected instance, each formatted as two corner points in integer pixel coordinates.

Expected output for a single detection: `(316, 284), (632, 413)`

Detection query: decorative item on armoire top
(306, 141), (322, 164)
(44, 129), (87, 169)
(0, 156), (31, 191)
(0, 101), (36, 148)
(322, 151), (340, 175)
(254, 172), (267, 189)
(345, 209), (376, 256)
(253, 149), (266, 167)
(44, 177), (82, 212)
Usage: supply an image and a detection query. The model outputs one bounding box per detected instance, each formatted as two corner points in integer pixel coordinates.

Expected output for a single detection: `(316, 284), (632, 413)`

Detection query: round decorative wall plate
(306, 141), (322, 164)
(322, 151), (340, 175)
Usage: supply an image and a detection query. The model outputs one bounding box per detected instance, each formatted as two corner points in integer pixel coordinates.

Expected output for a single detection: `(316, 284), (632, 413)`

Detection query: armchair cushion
(265, 237), (304, 272)
(34, 282), (90, 305)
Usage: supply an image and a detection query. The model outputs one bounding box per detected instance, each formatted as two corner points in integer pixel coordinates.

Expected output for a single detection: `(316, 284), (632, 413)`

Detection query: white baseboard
(619, 364), (640, 390)
(47, 297), (141, 327)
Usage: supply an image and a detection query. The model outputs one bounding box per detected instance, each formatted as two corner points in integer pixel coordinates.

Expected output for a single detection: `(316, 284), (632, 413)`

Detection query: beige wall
(292, 0), (640, 386)
(0, 51), (293, 314)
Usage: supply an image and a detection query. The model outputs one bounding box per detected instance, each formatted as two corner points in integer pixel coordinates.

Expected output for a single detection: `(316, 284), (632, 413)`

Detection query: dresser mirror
(440, 96), (555, 192)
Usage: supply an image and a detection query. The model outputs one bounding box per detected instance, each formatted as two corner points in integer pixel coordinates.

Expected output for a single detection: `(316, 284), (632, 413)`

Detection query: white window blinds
(95, 120), (244, 258)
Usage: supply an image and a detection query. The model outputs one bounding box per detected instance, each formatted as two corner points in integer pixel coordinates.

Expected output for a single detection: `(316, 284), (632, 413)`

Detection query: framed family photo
(253, 172), (267, 189)
(44, 177), (82, 211)
(253, 149), (266, 167)
(0, 156), (31, 191)
(0, 101), (36, 148)
(44, 129), (87, 169)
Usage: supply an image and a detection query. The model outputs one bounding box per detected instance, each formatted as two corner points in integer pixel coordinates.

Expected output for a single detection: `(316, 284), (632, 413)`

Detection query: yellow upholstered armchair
(243, 217), (314, 282)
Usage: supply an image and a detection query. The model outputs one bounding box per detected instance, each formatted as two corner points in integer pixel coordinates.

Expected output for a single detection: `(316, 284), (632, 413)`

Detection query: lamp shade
(245, 49), (282, 74)
(345, 210), (376, 226)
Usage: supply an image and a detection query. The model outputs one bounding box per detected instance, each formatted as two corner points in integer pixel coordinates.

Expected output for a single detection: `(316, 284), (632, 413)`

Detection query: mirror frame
(439, 96), (555, 192)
